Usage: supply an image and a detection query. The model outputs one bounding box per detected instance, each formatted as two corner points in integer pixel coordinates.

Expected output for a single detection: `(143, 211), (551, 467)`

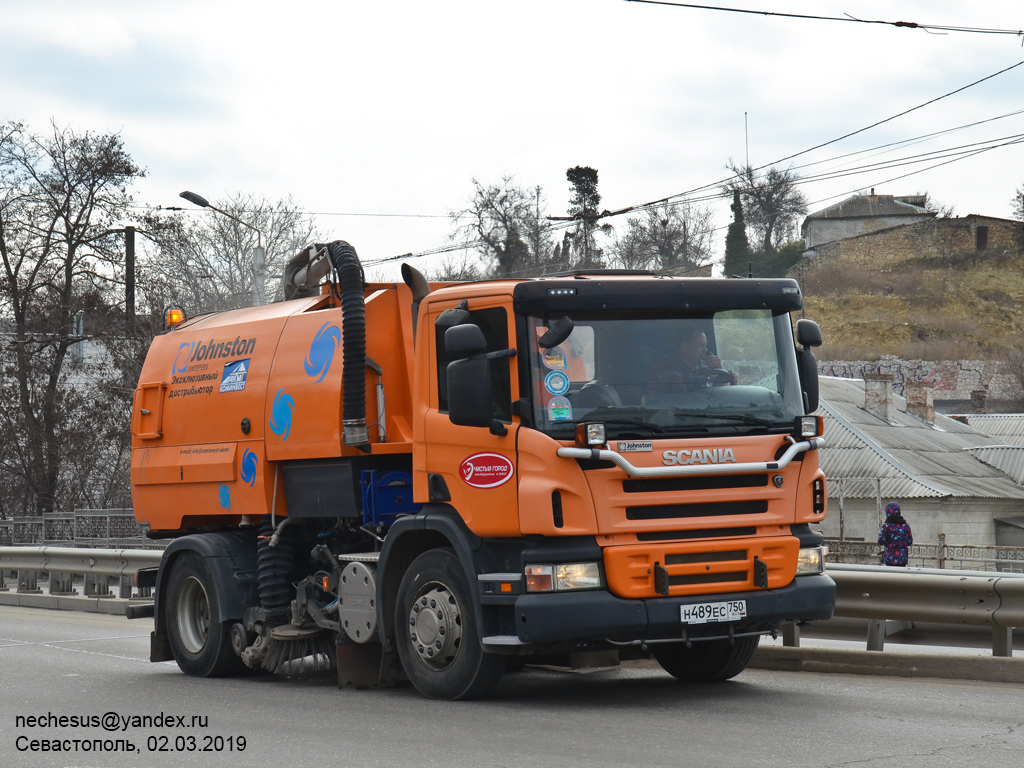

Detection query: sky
(1, 0), (1022, 280)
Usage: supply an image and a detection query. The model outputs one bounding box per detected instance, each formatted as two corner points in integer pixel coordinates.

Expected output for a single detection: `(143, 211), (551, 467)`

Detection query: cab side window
(435, 307), (512, 422)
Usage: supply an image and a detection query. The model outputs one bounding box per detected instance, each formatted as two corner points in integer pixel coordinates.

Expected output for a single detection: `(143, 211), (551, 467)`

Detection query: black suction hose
(327, 240), (369, 449)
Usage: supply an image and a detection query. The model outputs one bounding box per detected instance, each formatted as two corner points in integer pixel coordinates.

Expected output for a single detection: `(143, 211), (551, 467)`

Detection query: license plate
(680, 600), (747, 624)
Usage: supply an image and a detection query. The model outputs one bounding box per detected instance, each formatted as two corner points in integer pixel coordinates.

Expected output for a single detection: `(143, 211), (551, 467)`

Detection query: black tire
(165, 552), (246, 677)
(652, 634), (760, 682)
(394, 549), (506, 700)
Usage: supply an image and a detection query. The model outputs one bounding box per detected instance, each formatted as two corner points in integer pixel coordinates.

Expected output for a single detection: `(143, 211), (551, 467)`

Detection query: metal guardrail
(0, 546), (163, 577)
(795, 563), (1024, 657)
(0, 546), (163, 599)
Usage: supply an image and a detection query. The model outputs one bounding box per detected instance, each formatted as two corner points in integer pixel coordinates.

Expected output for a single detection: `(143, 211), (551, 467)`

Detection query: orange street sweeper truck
(129, 240), (834, 699)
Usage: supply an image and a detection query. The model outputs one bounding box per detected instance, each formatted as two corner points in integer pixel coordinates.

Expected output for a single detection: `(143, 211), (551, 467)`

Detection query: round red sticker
(459, 453), (515, 488)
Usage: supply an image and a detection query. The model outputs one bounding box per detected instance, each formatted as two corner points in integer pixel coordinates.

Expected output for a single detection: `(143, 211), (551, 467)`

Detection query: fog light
(574, 422), (606, 447)
(796, 546), (826, 575)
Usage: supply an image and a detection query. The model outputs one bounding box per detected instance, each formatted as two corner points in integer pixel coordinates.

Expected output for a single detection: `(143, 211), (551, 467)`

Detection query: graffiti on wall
(819, 357), (1012, 401)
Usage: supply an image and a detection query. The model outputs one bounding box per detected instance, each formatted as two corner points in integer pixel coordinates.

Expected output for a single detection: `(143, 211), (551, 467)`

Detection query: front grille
(624, 474), (768, 494)
(670, 571), (748, 586)
(626, 500), (768, 520)
(665, 550), (745, 565)
(637, 526), (757, 541)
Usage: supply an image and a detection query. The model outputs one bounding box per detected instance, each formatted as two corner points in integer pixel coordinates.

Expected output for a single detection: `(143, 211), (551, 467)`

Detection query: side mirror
(445, 323), (493, 427)
(448, 356), (493, 427)
(445, 324), (487, 358)
(796, 347), (819, 413)
(538, 316), (574, 349)
(796, 318), (822, 349)
(435, 300), (472, 331)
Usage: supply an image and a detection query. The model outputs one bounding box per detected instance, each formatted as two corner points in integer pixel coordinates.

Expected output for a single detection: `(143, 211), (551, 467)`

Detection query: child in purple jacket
(878, 502), (913, 566)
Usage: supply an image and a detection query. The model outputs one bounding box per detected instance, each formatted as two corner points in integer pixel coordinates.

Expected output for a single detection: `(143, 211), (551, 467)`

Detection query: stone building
(802, 211), (1024, 266)
(801, 192), (934, 249)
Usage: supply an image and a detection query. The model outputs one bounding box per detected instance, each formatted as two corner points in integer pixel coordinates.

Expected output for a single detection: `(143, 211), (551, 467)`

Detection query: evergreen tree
(759, 239), (805, 278)
(565, 166), (607, 269)
(723, 190), (752, 276)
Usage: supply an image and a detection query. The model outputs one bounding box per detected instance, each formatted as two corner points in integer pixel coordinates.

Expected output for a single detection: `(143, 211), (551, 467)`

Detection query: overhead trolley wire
(623, 1), (1024, 38)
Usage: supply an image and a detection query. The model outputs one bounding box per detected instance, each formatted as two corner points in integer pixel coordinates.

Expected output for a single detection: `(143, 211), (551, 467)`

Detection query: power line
(135, 206), (447, 220)
(599, 60), (1024, 227)
(624, 1), (1024, 37)
(787, 108), (1024, 176)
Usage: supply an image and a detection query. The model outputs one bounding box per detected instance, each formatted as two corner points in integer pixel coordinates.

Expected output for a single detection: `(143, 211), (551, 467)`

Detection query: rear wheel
(165, 552), (246, 677)
(652, 634), (760, 682)
(394, 549), (506, 700)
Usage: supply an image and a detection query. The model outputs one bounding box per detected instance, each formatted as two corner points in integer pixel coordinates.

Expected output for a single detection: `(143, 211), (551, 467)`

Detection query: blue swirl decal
(218, 483), (231, 510)
(304, 322), (341, 383)
(269, 388), (294, 441)
(173, 342), (195, 374)
(240, 449), (258, 487)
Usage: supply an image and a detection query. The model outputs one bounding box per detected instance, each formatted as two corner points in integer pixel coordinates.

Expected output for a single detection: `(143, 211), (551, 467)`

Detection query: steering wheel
(575, 381), (622, 408)
(705, 368), (734, 386)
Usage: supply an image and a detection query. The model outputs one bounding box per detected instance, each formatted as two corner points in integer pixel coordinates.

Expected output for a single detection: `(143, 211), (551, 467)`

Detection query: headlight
(525, 562), (602, 592)
(796, 546), (826, 575)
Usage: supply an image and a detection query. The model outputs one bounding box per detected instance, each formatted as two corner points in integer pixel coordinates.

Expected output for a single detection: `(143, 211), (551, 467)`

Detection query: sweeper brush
(263, 625), (337, 676)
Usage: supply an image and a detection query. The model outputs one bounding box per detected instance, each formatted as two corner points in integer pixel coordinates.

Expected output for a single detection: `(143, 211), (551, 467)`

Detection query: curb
(0, 590), (131, 616)
(749, 645), (1024, 684)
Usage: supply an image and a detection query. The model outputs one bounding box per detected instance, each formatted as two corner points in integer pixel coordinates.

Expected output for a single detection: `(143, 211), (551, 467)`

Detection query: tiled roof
(817, 377), (1024, 500)
(805, 194), (934, 220)
(948, 413), (1024, 445)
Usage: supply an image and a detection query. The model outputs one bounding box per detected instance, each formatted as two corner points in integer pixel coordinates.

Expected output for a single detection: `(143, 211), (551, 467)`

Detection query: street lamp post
(179, 191), (266, 305)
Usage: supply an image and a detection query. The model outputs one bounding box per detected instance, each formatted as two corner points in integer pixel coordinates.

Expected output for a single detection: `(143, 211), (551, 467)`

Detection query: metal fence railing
(0, 510), (167, 550)
(825, 536), (1024, 573)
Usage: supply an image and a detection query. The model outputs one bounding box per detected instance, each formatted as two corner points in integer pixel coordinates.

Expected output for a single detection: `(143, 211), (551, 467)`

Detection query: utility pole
(125, 226), (135, 323)
(745, 112), (749, 167)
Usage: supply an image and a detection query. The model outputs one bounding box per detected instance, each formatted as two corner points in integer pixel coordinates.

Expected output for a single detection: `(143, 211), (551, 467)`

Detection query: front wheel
(165, 552), (246, 677)
(394, 549), (506, 700)
(652, 634), (760, 682)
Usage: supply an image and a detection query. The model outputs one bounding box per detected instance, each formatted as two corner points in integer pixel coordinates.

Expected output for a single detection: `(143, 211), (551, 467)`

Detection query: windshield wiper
(671, 411), (778, 428)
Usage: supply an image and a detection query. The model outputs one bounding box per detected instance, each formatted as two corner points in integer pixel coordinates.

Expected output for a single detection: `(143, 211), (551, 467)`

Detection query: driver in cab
(650, 326), (737, 392)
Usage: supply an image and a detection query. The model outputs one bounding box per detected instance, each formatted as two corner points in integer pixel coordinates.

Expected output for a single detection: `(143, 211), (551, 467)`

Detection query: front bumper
(512, 573), (835, 645)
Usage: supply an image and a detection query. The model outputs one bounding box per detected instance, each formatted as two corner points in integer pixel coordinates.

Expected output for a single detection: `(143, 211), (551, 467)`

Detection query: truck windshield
(526, 309), (805, 438)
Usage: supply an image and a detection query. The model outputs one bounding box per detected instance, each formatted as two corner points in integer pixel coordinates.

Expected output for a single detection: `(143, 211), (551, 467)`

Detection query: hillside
(800, 249), (1024, 363)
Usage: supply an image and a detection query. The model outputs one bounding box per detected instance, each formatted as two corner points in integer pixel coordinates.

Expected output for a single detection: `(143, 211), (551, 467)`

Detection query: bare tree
(609, 203), (714, 273)
(146, 193), (321, 314)
(450, 177), (553, 278)
(0, 121), (144, 516)
(920, 192), (956, 219)
(1013, 184), (1024, 221)
(723, 162), (808, 254)
(426, 252), (483, 282)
